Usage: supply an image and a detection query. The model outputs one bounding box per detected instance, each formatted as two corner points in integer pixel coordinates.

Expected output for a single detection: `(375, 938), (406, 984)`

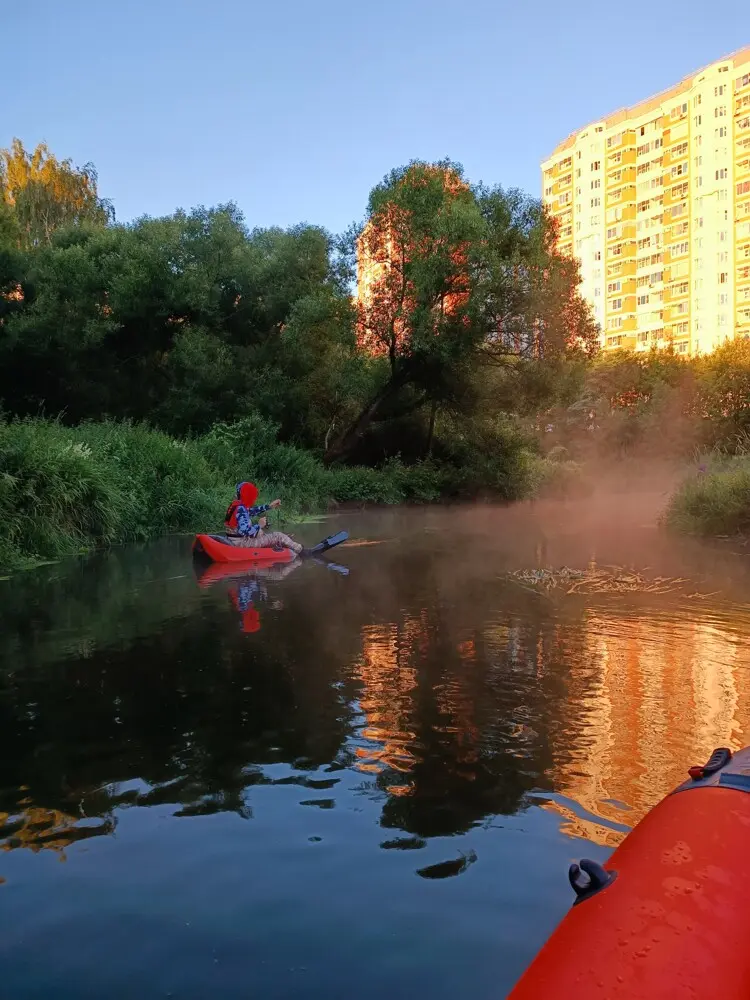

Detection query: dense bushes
(0, 420), (226, 569)
(0, 416), (458, 569)
(542, 340), (750, 464)
(664, 453), (750, 537)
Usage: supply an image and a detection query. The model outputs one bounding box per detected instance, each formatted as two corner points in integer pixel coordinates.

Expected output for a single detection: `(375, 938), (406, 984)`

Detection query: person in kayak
(224, 481), (310, 555)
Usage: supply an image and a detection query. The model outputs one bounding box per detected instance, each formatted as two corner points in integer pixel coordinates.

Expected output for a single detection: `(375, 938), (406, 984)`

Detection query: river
(2, 501), (750, 999)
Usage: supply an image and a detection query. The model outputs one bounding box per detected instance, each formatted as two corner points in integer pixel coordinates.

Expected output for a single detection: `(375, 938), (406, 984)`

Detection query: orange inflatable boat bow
(510, 746), (750, 999)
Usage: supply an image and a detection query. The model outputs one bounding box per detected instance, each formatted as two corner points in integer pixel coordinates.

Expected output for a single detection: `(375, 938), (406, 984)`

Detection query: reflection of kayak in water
(194, 556), (297, 588)
(193, 530), (348, 564)
(510, 746), (750, 999)
(194, 553), (349, 589)
(196, 559), (305, 634)
(193, 544), (349, 634)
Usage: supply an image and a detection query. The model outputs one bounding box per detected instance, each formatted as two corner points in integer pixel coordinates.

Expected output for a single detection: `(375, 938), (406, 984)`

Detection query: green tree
(323, 161), (597, 464)
(0, 138), (114, 247)
(1, 205), (366, 437)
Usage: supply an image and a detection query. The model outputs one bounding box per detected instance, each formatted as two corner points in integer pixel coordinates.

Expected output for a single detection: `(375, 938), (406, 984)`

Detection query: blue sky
(5, 0), (746, 233)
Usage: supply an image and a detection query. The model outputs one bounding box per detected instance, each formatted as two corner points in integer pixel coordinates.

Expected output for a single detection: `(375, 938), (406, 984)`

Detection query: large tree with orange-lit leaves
(324, 161), (597, 464)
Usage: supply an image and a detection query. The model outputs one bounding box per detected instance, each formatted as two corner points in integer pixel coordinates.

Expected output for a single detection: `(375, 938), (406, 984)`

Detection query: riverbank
(2, 416), (571, 572)
(0, 417), (437, 571)
(664, 454), (750, 537)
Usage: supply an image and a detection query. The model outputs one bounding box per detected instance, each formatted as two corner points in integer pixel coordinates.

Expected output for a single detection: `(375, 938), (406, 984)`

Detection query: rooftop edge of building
(542, 45), (750, 167)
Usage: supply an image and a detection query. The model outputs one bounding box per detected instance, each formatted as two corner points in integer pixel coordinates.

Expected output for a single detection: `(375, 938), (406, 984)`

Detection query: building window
(590, 197), (600, 207)
(693, 94), (702, 107)
(715, 84), (725, 96)
(637, 294), (650, 305)
(591, 161), (600, 170)
(694, 115), (702, 127)
(716, 126), (727, 138)
(720, 272), (728, 283)
(611, 297), (623, 310)
(715, 105), (726, 117)
(591, 179), (601, 189)
(716, 168), (727, 180)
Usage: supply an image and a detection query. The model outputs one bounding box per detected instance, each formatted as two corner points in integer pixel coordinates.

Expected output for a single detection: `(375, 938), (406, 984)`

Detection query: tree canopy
(1, 145), (601, 491)
(0, 138), (114, 248)
(324, 160), (597, 462)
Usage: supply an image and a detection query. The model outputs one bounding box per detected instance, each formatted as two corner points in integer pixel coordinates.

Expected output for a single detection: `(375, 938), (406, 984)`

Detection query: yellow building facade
(542, 48), (750, 354)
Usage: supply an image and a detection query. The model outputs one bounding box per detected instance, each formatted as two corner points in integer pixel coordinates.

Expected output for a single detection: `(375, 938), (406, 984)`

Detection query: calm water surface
(3, 503), (750, 999)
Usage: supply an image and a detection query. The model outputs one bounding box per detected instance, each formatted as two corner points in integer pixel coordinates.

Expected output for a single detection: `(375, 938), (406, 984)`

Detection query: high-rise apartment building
(542, 48), (750, 354)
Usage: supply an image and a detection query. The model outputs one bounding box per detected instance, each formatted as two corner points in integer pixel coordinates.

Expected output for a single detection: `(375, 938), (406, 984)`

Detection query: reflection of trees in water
(346, 545), (750, 842)
(350, 560), (583, 838)
(3, 534), (750, 856)
(0, 551), (361, 853)
(0, 805), (116, 861)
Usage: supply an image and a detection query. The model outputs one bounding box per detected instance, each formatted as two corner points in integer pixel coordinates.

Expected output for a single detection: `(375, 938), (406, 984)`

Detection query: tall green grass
(664, 455), (750, 537)
(0, 416), (448, 570)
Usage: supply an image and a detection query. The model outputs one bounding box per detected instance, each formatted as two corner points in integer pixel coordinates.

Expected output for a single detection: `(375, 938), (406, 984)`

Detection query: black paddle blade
(312, 530), (349, 554)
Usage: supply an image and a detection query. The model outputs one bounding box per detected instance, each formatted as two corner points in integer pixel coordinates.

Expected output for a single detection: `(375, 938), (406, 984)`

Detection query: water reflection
(194, 557), (304, 633)
(547, 608), (750, 845)
(2, 510), (750, 998)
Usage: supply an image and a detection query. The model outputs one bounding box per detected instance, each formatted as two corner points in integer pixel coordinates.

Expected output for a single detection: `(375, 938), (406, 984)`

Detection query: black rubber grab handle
(569, 859), (617, 905)
(688, 746), (732, 780)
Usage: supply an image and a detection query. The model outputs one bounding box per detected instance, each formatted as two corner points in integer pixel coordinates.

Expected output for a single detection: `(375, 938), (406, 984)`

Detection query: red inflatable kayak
(510, 746), (750, 999)
(193, 533), (295, 565)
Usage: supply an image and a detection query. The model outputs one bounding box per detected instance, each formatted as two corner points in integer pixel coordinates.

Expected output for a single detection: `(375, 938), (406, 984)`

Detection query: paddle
(310, 530), (349, 555)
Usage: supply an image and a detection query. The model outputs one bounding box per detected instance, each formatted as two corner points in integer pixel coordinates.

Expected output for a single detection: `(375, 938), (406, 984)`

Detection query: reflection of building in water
(355, 622), (420, 793)
(546, 611), (750, 846)
(355, 619), (487, 787)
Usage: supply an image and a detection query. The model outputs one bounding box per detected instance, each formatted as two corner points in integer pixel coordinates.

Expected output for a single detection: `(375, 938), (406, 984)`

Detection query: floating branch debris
(504, 567), (715, 598)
